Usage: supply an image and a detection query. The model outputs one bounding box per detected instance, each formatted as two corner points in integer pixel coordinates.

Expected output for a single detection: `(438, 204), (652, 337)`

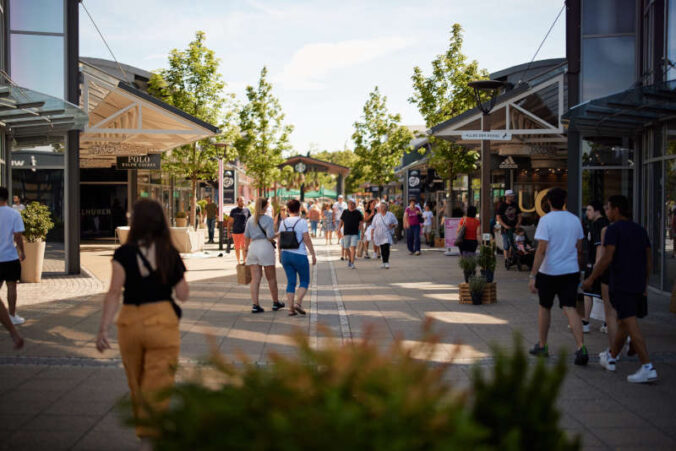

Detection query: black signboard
(223, 170), (236, 204)
(408, 169), (421, 202)
(116, 154), (161, 170)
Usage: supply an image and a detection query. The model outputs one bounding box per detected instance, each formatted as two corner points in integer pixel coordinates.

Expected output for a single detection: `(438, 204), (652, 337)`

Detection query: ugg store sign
(116, 154), (161, 170)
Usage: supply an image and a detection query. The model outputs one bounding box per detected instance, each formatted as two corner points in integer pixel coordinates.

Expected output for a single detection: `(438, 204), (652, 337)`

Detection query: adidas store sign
(499, 156), (518, 169)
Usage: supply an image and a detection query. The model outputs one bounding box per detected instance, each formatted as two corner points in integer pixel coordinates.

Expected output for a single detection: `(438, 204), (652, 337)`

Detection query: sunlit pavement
(1, 239), (676, 449)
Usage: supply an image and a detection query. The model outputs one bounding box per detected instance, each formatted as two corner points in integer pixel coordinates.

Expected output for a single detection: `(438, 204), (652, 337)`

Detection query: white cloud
(275, 36), (415, 91)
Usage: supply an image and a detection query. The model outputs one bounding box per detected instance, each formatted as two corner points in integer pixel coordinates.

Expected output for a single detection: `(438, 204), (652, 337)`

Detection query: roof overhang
(280, 155), (350, 176)
(79, 62), (219, 168)
(0, 84), (87, 138)
(429, 66), (568, 158)
(562, 80), (676, 137)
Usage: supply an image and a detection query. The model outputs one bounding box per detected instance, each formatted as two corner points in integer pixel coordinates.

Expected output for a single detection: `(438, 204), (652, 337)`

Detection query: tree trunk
(190, 177), (197, 229)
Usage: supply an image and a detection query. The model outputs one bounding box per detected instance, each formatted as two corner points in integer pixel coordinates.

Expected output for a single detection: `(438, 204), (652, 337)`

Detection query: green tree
(311, 148), (366, 194)
(236, 67), (294, 193)
(409, 24), (488, 216)
(352, 87), (413, 189)
(148, 31), (229, 225)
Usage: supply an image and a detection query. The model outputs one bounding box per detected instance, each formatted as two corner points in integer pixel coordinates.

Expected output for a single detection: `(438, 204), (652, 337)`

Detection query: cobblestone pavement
(1, 240), (675, 450)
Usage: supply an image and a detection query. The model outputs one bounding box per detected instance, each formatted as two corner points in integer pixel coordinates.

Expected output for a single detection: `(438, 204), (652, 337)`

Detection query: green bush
(197, 199), (208, 213)
(468, 275), (486, 294)
(124, 330), (579, 451)
(175, 211), (187, 219)
(21, 202), (54, 242)
(458, 255), (477, 273)
(477, 244), (496, 272)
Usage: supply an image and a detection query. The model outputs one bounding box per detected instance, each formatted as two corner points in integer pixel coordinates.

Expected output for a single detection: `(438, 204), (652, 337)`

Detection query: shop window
(668, 0), (676, 80)
(582, 139), (634, 166)
(665, 160), (676, 290)
(9, 0), (63, 33)
(582, 0), (635, 35)
(10, 33), (64, 98)
(12, 168), (64, 242)
(581, 169), (634, 209)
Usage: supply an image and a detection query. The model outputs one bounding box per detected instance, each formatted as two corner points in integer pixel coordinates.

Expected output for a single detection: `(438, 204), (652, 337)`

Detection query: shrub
(124, 330), (579, 451)
(477, 244), (496, 272)
(468, 275), (486, 294)
(458, 255), (477, 273)
(21, 202), (54, 242)
(175, 211), (187, 219)
(197, 199), (208, 213)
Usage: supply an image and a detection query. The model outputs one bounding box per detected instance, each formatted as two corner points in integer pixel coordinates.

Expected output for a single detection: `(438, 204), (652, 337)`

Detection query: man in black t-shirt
(582, 201), (610, 333)
(583, 195), (656, 384)
(229, 197), (251, 265)
(497, 190), (522, 262)
(340, 199), (363, 269)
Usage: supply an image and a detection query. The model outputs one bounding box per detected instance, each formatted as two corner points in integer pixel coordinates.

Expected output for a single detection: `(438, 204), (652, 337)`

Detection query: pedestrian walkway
(1, 240), (676, 450)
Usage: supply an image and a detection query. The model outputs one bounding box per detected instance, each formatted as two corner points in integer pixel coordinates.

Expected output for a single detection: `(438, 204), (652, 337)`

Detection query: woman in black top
(96, 199), (188, 443)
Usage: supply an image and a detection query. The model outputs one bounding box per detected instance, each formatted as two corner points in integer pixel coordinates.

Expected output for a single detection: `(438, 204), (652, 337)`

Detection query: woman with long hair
(96, 199), (189, 446)
(244, 198), (284, 313)
(278, 199), (317, 316)
(274, 204), (288, 232)
(458, 205), (481, 257)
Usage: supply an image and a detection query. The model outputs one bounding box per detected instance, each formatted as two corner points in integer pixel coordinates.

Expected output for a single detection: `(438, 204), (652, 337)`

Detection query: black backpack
(279, 218), (301, 249)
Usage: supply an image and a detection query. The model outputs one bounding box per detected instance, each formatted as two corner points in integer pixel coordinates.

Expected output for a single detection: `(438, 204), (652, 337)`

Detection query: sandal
(294, 304), (306, 315)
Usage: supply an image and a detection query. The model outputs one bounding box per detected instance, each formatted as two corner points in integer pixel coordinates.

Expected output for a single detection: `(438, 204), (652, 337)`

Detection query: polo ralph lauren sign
(116, 154), (161, 170)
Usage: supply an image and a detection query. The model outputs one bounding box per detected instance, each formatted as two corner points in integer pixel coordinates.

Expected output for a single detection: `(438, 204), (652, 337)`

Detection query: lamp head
(468, 80), (505, 115)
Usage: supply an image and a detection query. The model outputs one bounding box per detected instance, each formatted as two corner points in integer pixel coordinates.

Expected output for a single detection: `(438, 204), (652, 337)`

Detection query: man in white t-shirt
(333, 194), (348, 245)
(0, 187), (25, 349)
(528, 187), (588, 366)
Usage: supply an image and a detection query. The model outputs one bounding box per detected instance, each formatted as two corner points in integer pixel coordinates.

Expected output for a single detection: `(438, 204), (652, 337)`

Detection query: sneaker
(600, 322), (608, 334)
(340, 257), (344, 261)
(10, 314), (25, 326)
(529, 343), (549, 357)
(582, 321), (591, 334)
(376, 255), (381, 259)
(251, 304), (265, 314)
(599, 349), (616, 372)
(384, 263), (390, 269)
(574, 345), (589, 366)
(350, 263), (356, 270)
(380, 263), (386, 269)
(415, 251), (421, 256)
(272, 301), (285, 311)
(627, 365), (658, 383)
(364, 253), (371, 259)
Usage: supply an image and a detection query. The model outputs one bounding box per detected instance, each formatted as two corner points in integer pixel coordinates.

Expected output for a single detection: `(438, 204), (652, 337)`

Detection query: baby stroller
(505, 233), (535, 271)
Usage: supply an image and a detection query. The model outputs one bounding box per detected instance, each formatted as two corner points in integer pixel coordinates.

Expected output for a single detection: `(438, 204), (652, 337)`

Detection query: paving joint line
(327, 246), (352, 344)
(310, 253), (319, 349)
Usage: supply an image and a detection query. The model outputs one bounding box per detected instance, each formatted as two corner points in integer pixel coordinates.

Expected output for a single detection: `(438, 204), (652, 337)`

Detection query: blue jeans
(281, 251), (310, 294)
(407, 224), (421, 253)
(310, 220), (319, 235)
(502, 229), (515, 253)
(207, 218), (216, 242)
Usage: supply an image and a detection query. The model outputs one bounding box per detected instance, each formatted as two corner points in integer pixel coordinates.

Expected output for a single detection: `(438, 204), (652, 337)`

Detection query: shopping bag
(237, 264), (251, 285)
(356, 240), (365, 258)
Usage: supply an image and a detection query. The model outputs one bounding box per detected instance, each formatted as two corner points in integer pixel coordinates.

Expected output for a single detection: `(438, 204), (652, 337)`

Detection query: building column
(65, 0), (79, 274)
(567, 131), (581, 215)
(480, 114), (491, 234)
(336, 174), (344, 199)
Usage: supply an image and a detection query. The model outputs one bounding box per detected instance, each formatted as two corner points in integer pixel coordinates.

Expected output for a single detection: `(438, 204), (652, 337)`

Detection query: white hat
(505, 190), (515, 196)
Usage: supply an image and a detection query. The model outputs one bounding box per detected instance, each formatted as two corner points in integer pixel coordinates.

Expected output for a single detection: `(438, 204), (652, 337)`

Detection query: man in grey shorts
(339, 199), (363, 269)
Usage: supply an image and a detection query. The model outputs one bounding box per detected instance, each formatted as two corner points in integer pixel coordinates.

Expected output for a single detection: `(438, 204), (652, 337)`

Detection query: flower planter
(481, 269), (494, 283)
(20, 240), (46, 283)
(435, 238), (445, 248)
(459, 282), (497, 305)
(471, 291), (483, 305)
(175, 218), (188, 227)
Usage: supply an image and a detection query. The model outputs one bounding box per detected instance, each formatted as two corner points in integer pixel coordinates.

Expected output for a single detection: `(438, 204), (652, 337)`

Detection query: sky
(79, 0), (566, 154)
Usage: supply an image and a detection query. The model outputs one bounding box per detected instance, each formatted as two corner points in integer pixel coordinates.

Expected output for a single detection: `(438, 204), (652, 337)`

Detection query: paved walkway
(1, 240), (676, 450)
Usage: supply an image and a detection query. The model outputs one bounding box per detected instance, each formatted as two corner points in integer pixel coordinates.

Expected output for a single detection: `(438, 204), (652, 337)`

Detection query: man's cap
(505, 190), (515, 196)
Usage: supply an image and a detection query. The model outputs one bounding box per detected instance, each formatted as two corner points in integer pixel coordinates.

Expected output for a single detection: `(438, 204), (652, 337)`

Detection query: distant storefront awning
(562, 80), (676, 137)
(0, 84), (87, 138)
(79, 62), (219, 168)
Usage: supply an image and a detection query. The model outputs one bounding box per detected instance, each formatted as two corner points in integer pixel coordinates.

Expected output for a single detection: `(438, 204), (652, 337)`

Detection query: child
(514, 227), (532, 253)
(422, 204), (434, 246)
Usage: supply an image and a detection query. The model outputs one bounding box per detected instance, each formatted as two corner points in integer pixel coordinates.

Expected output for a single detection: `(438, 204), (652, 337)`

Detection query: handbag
(279, 218), (301, 249)
(454, 218), (466, 247)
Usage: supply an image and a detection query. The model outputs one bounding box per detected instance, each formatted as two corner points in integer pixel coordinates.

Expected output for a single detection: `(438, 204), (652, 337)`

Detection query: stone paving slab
(1, 240), (675, 450)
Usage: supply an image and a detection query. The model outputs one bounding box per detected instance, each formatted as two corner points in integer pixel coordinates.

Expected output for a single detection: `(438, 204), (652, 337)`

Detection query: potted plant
(175, 211), (188, 227)
(429, 230), (436, 247)
(469, 275), (486, 305)
(477, 244), (497, 283)
(458, 255), (477, 283)
(20, 202), (54, 283)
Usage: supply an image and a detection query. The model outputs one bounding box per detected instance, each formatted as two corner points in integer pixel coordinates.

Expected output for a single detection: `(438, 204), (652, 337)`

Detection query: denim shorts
(281, 251), (310, 293)
(342, 234), (360, 248)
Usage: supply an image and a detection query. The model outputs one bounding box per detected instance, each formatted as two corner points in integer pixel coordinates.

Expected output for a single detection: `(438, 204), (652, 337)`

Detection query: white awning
(79, 62), (219, 168)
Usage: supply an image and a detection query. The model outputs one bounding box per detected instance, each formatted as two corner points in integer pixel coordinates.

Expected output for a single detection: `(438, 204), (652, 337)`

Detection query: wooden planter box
(459, 282), (497, 305)
(435, 238), (446, 248)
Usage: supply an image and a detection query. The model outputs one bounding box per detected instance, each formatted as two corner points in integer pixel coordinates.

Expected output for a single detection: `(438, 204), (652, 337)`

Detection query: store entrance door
(81, 184), (128, 240)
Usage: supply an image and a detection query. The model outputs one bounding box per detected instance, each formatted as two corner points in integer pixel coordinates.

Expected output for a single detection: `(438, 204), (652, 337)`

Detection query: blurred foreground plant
(125, 325), (579, 451)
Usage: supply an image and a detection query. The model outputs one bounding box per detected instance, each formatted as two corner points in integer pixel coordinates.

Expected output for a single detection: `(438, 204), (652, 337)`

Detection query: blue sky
(79, 0), (565, 153)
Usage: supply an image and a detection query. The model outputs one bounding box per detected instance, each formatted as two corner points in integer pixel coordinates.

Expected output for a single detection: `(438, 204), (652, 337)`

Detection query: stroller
(505, 230), (535, 271)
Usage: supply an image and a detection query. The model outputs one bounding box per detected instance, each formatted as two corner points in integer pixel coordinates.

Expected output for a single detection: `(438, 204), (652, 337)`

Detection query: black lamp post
(214, 142), (229, 252)
(467, 80), (504, 236)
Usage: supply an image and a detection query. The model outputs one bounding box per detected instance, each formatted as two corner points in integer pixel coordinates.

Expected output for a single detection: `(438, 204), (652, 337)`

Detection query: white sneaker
(380, 263), (386, 269)
(600, 323), (608, 334)
(582, 322), (591, 334)
(627, 365), (658, 383)
(384, 263), (390, 269)
(598, 349), (616, 372)
(10, 314), (25, 325)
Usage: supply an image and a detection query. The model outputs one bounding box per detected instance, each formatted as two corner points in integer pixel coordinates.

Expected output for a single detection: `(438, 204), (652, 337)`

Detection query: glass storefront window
(582, 139), (634, 166)
(665, 160), (676, 290)
(668, 0), (676, 81)
(12, 168), (64, 242)
(581, 169), (634, 209)
(10, 33), (64, 98)
(646, 162), (663, 287)
(582, 0), (635, 35)
(9, 0), (63, 33)
(581, 36), (636, 101)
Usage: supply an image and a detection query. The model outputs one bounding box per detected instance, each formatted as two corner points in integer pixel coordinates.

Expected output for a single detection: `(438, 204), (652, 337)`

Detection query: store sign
(444, 218), (462, 249)
(223, 170), (236, 204)
(499, 156), (518, 169)
(461, 131), (512, 141)
(11, 152), (64, 169)
(408, 169), (421, 201)
(294, 162), (307, 173)
(116, 154), (161, 170)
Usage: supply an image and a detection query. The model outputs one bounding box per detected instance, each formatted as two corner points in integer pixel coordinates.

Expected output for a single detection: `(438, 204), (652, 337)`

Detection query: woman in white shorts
(244, 198), (284, 314)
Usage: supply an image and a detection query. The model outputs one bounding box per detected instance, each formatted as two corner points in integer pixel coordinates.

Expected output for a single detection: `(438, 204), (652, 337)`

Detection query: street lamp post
(215, 143), (229, 251)
(467, 80), (504, 237)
